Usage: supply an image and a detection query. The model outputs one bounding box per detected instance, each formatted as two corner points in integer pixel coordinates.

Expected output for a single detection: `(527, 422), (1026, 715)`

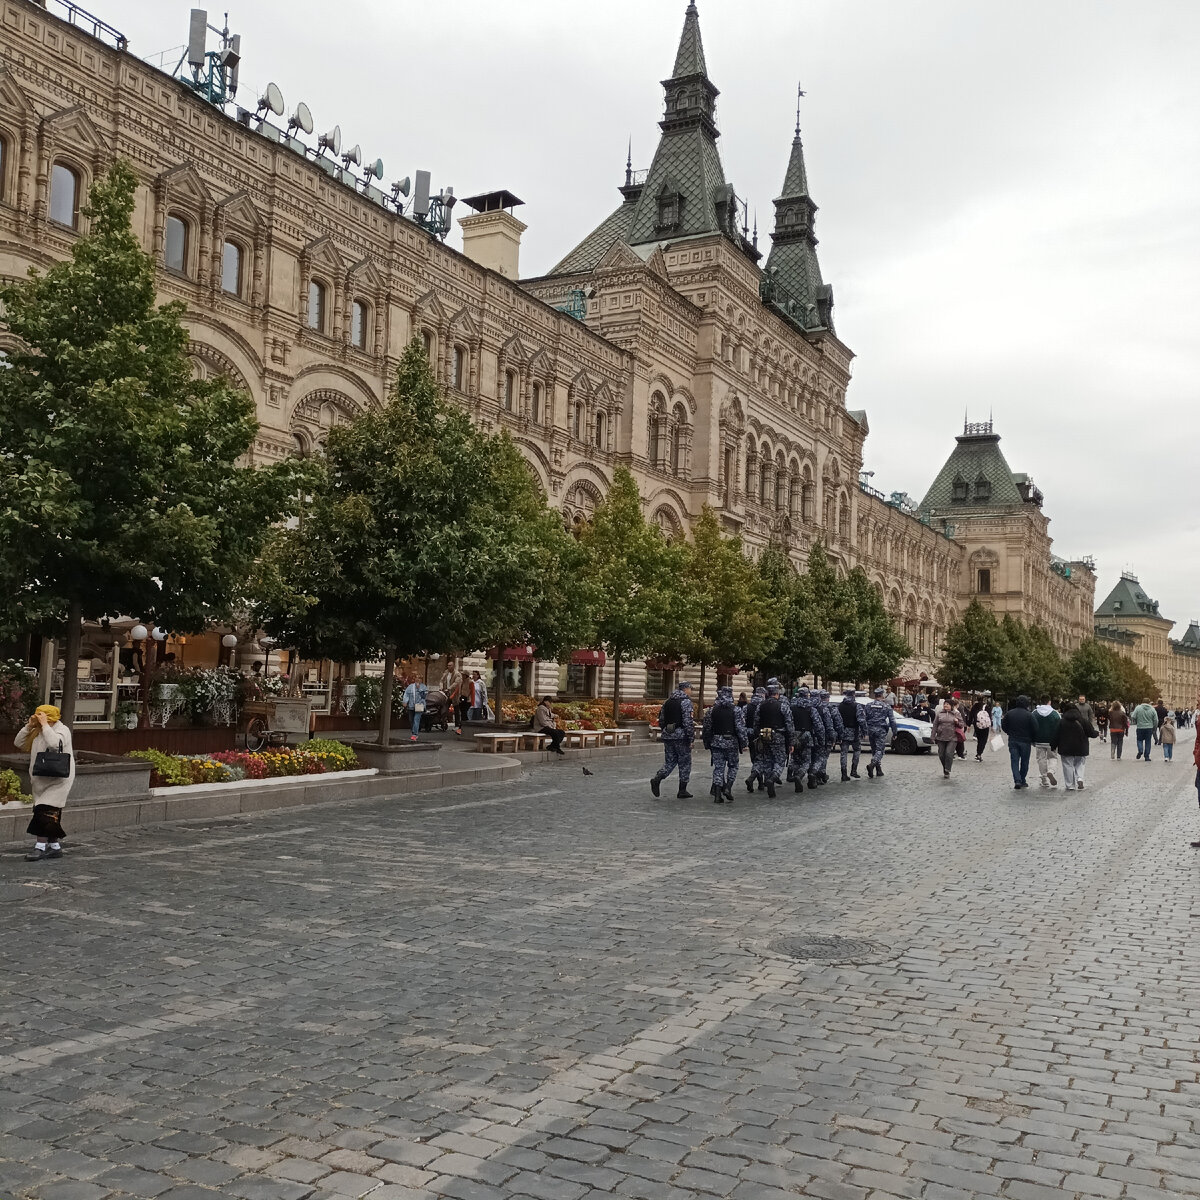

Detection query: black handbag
(32, 737), (72, 779)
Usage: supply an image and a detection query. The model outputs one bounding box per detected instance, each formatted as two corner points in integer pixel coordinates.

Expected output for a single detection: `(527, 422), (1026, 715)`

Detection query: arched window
(723, 446), (734, 495)
(775, 460), (787, 510)
(839, 494), (850, 537)
(802, 478), (815, 523)
(788, 475), (800, 517)
(0, 135), (8, 203)
(351, 299), (369, 349)
(573, 401), (584, 439)
(452, 345), (466, 391)
(745, 447), (755, 496)
(504, 370), (516, 412)
(50, 162), (80, 228)
(531, 382), (543, 424)
(594, 410), (606, 449)
(421, 329), (434, 358)
(759, 462), (770, 505)
(670, 425), (682, 474)
(165, 214), (190, 273)
(308, 279), (327, 332)
(221, 240), (243, 296)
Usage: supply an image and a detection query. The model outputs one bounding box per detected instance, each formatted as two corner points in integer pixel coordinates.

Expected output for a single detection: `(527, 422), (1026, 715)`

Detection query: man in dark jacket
(1050, 701), (1098, 790)
(650, 682), (694, 799)
(1001, 696), (1037, 789)
(751, 680), (793, 798)
(702, 687), (748, 804)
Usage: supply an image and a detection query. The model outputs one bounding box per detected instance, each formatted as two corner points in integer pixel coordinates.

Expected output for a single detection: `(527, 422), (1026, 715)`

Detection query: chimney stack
(457, 190), (527, 279)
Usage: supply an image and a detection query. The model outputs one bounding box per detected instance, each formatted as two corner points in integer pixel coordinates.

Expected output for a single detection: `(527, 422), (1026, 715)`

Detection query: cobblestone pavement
(3, 732), (1200, 1200)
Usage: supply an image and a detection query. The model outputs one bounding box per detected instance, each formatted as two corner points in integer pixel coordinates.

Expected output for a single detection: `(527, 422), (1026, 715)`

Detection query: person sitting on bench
(533, 696), (566, 755)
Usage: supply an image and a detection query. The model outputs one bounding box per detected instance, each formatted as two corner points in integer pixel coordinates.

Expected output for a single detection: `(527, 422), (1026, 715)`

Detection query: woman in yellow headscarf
(14, 704), (75, 861)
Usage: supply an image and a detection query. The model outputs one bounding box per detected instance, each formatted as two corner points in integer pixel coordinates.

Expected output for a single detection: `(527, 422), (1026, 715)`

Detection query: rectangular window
(978, 569), (991, 595)
(221, 241), (242, 295)
(50, 163), (79, 228)
(165, 215), (188, 273)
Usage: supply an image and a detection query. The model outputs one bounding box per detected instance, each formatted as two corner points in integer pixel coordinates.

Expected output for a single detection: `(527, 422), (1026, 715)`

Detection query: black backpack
(839, 697), (859, 730)
(659, 695), (684, 732)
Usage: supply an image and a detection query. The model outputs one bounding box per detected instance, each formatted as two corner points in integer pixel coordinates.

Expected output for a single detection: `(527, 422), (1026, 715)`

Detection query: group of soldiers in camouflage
(650, 679), (899, 804)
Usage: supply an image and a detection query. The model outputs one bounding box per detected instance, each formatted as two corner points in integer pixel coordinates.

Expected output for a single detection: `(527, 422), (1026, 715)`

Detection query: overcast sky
(99, 0), (1200, 635)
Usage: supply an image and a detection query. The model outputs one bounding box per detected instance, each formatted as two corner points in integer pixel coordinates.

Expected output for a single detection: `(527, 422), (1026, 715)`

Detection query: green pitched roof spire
(762, 83), (833, 332)
(672, 2), (708, 79)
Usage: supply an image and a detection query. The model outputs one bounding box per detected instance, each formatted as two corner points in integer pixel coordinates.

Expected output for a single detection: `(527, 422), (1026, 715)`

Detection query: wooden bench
(474, 733), (521, 754)
(564, 730), (602, 750)
(518, 731), (552, 751)
(600, 728), (634, 746)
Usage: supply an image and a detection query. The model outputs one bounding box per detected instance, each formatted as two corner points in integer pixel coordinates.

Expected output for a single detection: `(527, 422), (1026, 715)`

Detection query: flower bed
(499, 698), (661, 729)
(128, 739), (358, 788)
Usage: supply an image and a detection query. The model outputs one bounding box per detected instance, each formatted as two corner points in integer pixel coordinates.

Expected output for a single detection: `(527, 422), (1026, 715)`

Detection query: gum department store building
(1, 0), (1104, 701)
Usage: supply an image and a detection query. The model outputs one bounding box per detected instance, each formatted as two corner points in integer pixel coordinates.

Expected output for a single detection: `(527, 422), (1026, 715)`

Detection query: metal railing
(38, 0), (128, 50)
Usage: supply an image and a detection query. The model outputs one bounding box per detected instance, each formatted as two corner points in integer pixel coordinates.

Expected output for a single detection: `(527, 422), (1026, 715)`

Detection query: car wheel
(892, 732), (917, 755)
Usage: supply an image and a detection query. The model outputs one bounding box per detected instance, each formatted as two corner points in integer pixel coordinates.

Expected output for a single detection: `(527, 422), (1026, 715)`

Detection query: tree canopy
(255, 341), (583, 742)
(0, 160), (300, 719)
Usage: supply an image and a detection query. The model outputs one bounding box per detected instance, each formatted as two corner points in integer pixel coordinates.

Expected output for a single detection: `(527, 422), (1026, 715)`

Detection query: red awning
(490, 645), (535, 661)
(570, 649), (606, 666)
(645, 659), (681, 670)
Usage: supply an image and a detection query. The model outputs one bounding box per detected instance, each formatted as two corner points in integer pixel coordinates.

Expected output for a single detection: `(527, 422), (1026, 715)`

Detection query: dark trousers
(937, 741), (955, 773)
(539, 727), (565, 753)
(1136, 729), (1153, 759)
(1009, 739), (1031, 785)
(975, 728), (989, 758)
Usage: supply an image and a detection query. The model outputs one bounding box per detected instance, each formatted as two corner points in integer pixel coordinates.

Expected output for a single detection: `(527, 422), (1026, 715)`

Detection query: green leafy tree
(939, 599), (1010, 695)
(755, 546), (802, 684)
(1025, 623), (1067, 698)
(0, 161), (300, 722)
(1112, 650), (1158, 705)
(255, 342), (579, 744)
(1068, 639), (1120, 701)
(677, 508), (782, 707)
(796, 543), (847, 685)
(839, 567), (910, 686)
(579, 467), (696, 725)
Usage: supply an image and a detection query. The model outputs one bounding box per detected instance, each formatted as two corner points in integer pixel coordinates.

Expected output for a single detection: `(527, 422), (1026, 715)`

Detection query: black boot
(711, 783), (724, 803)
(850, 768), (860, 779)
(841, 769), (850, 782)
(866, 764), (874, 778)
(875, 762), (884, 777)
(677, 784), (693, 799)
(794, 776), (804, 793)
(746, 775), (755, 792)
(650, 776), (661, 798)
(808, 775), (819, 789)
(766, 779), (776, 798)
(723, 785), (735, 804)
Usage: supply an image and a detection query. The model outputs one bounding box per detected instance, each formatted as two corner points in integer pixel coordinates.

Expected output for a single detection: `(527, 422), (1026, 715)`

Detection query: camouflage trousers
(753, 731), (789, 784)
(653, 740), (692, 785)
(868, 731), (888, 767)
(840, 733), (862, 774)
(812, 739), (832, 777)
(789, 731), (814, 782)
(709, 744), (742, 788)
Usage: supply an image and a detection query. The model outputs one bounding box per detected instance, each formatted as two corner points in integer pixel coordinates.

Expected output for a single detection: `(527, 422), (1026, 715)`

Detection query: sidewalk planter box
(349, 741), (441, 775)
(0, 751), (152, 804)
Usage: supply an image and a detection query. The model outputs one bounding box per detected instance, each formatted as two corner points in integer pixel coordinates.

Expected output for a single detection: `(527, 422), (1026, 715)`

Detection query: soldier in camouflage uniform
(650, 681), (694, 799)
(751, 679), (794, 798)
(789, 685), (817, 792)
(702, 686), (748, 804)
(743, 686), (767, 792)
(810, 688), (837, 784)
(864, 686), (899, 778)
(821, 689), (845, 784)
(837, 688), (867, 780)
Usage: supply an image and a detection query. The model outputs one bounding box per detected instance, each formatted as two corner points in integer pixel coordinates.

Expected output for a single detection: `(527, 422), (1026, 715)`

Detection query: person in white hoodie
(1030, 696), (1062, 789)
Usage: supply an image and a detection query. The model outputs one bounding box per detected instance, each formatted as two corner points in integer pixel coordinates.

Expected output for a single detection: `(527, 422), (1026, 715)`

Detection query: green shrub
(0, 768), (32, 804)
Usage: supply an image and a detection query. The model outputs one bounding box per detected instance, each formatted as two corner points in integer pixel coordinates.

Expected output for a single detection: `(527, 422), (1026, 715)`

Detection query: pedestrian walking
(789, 686), (817, 793)
(650, 681), (695, 799)
(1076, 695), (1095, 731)
(951, 692), (969, 757)
(1095, 701), (1109, 743)
(532, 696), (566, 756)
(702, 686), (748, 804)
(16, 705), (75, 862)
(932, 700), (964, 778)
(441, 658), (466, 736)
(401, 678), (428, 741)
(1108, 701), (1129, 759)
(971, 701), (992, 760)
(990, 697), (1003, 733)
(470, 671), (488, 722)
(1161, 712), (1176, 762)
(743, 686), (767, 792)
(838, 688), (866, 780)
(864, 687), (897, 779)
(1154, 699), (1169, 745)
(813, 689), (838, 784)
(751, 680), (794, 797)
(1132, 698), (1158, 761)
(1001, 696), (1036, 789)
(807, 687), (828, 786)
(1031, 697), (1062, 788)
(1051, 701), (1098, 789)
(1191, 725), (1200, 848)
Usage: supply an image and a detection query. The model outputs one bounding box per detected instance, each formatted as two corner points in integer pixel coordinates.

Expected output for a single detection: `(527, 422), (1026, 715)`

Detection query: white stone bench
(600, 728), (633, 746)
(564, 730), (602, 750)
(518, 731), (553, 751)
(474, 733), (521, 754)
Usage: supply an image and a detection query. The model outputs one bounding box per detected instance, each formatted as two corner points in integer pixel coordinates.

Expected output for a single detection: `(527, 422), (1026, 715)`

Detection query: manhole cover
(767, 934), (895, 965)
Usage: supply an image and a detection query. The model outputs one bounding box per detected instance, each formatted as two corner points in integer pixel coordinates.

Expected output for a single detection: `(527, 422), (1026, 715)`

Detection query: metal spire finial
(795, 81), (806, 137)
(625, 137), (633, 187)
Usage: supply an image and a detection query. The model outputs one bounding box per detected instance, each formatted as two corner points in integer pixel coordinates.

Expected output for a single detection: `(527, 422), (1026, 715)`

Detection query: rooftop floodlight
(287, 101), (314, 137)
(341, 143), (363, 169)
(257, 81), (285, 119)
(317, 125), (342, 157)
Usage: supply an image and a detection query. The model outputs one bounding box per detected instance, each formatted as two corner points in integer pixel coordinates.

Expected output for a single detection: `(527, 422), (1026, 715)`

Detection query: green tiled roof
(1180, 621), (1200, 649)
(1095, 575), (1165, 620)
(548, 200), (636, 276)
(918, 431), (1026, 512)
(672, 2), (707, 78)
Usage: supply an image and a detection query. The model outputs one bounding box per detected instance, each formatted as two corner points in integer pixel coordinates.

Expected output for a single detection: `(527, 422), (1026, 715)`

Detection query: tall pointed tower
(762, 91), (834, 333)
(545, 2), (758, 275)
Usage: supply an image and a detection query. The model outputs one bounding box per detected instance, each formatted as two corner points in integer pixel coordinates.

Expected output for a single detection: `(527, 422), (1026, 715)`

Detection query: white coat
(14, 721), (76, 808)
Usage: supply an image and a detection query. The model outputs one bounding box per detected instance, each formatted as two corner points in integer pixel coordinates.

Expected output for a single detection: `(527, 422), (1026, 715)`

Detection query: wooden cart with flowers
(241, 697), (313, 750)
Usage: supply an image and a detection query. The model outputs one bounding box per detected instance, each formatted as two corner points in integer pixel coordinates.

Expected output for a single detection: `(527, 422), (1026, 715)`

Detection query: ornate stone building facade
(0, 0), (1096, 694)
(1094, 575), (1200, 707)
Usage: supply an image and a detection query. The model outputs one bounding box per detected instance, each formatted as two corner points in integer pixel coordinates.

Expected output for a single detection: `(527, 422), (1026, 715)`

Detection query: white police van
(888, 714), (934, 754)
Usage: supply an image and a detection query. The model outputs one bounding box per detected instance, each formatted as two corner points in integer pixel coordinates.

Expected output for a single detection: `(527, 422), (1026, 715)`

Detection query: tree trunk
(698, 661), (708, 711)
(492, 656), (504, 728)
(59, 600), (83, 725)
(138, 633), (158, 730)
(611, 650), (621, 727)
(378, 646), (396, 746)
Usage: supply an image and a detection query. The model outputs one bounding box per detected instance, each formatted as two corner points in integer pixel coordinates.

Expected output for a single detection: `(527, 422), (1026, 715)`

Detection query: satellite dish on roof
(258, 81), (285, 117)
(288, 101), (313, 136)
(317, 125), (341, 156)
